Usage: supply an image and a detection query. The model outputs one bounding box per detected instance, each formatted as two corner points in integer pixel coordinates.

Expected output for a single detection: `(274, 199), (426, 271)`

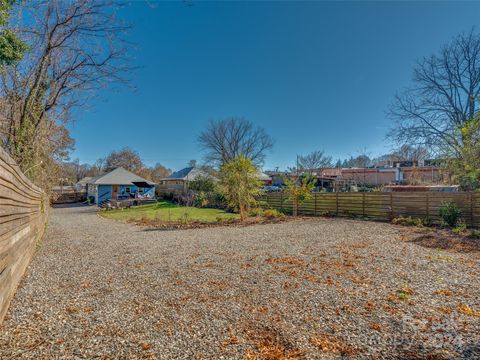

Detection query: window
(125, 187), (131, 193)
(139, 187), (144, 193)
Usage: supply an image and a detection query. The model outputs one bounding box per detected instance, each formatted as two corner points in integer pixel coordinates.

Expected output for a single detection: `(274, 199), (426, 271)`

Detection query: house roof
(90, 167), (155, 186)
(76, 177), (93, 186)
(161, 167), (212, 181)
(257, 172), (272, 181)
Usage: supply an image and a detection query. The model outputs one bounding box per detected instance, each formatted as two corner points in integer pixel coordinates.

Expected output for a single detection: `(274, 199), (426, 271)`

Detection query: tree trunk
(240, 205), (246, 221)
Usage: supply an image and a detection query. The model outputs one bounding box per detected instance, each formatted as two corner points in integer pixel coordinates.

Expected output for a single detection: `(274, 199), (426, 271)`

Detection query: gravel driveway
(0, 204), (479, 359)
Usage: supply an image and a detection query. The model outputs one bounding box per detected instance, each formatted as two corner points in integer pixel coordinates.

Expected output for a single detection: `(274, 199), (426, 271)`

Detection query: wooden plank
(261, 191), (479, 227)
(0, 148), (47, 325)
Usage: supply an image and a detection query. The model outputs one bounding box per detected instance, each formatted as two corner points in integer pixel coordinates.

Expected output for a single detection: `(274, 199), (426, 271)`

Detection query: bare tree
(388, 30), (480, 157)
(104, 147), (145, 174)
(390, 145), (430, 162)
(90, 157), (106, 176)
(149, 163), (171, 183)
(298, 150), (332, 171)
(0, 0), (131, 187)
(198, 117), (273, 166)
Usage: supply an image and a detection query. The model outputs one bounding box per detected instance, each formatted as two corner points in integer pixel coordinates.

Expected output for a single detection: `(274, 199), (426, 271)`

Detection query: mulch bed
(397, 226), (480, 254)
(115, 214), (325, 230)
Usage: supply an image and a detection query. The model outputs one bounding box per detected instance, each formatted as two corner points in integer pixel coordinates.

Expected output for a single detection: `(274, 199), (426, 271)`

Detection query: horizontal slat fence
(0, 147), (47, 323)
(51, 190), (86, 204)
(259, 191), (480, 227)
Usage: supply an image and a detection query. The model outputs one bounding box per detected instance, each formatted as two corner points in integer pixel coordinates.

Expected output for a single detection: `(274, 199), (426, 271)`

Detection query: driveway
(0, 204), (479, 359)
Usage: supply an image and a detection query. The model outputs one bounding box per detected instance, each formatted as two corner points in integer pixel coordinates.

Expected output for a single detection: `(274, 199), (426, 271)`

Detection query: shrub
(189, 175), (216, 192)
(284, 175), (316, 216)
(194, 191), (209, 208)
(215, 216), (236, 224)
(210, 188), (227, 209)
(220, 156), (261, 221)
(249, 207), (264, 217)
(469, 229), (480, 239)
(263, 209), (286, 220)
(458, 174), (480, 192)
(452, 222), (467, 235)
(162, 192), (175, 201)
(392, 216), (425, 227)
(357, 183), (376, 192)
(439, 201), (462, 227)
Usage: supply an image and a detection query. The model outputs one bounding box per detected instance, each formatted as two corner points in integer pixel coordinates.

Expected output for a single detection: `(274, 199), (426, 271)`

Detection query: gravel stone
(0, 204), (479, 359)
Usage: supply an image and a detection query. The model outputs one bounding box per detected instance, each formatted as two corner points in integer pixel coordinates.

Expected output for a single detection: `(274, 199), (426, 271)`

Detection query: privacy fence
(0, 147), (47, 323)
(51, 189), (86, 204)
(259, 191), (480, 227)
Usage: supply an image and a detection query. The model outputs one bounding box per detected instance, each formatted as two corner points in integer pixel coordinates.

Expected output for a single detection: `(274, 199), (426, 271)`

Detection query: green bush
(452, 222), (467, 235)
(194, 191), (209, 208)
(458, 173), (480, 192)
(469, 229), (480, 239)
(210, 188), (227, 209)
(392, 216), (426, 227)
(249, 207), (264, 217)
(263, 209), (286, 220)
(439, 201), (462, 227)
(189, 175), (216, 192)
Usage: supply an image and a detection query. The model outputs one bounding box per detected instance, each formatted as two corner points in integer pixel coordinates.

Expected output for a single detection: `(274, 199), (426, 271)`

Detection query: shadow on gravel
(51, 202), (100, 216)
(51, 202), (87, 208)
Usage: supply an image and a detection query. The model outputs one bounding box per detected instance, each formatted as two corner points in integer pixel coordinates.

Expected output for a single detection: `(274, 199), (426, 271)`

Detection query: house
(257, 172), (272, 185)
(75, 177), (93, 192)
(86, 167), (155, 205)
(157, 167), (215, 194)
(383, 185), (458, 192)
(339, 166), (444, 185)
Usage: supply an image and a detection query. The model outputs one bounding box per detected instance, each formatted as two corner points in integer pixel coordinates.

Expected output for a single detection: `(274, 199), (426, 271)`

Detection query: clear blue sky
(68, 0), (480, 171)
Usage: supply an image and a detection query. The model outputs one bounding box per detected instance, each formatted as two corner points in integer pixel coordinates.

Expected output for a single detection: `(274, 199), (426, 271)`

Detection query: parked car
(261, 185), (282, 192)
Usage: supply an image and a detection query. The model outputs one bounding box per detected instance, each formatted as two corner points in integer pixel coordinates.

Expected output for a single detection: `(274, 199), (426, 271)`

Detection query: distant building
(86, 167), (155, 205)
(257, 172), (272, 185)
(339, 166), (444, 185)
(266, 163), (446, 191)
(157, 167), (215, 194)
(75, 177), (93, 192)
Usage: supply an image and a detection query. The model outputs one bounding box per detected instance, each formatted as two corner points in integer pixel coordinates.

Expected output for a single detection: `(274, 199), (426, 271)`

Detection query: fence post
(362, 192), (365, 217)
(470, 193), (474, 228)
(314, 193), (317, 216)
(280, 191), (284, 211)
(336, 192), (339, 215)
(390, 192), (394, 219)
(426, 192), (429, 220)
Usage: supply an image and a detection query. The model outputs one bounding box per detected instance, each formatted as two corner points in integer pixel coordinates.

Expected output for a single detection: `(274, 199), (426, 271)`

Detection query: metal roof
(161, 167), (211, 181)
(75, 177), (93, 185)
(257, 172), (272, 181)
(90, 167), (155, 186)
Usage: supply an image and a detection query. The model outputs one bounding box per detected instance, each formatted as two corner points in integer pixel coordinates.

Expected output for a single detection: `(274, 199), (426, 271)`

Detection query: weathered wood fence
(0, 147), (47, 323)
(51, 190), (86, 204)
(259, 192), (480, 227)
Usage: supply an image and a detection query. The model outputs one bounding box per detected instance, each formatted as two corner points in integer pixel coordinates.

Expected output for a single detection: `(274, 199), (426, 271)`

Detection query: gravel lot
(1, 204), (479, 359)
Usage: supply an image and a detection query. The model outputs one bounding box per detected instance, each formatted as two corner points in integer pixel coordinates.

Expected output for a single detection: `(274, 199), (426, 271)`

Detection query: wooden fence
(0, 147), (47, 323)
(259, 191), (480, 227)
(51, 189), (86, 204)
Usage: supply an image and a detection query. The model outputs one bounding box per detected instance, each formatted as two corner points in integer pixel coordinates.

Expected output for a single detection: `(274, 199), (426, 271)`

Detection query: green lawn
(100, 200), (239, 223)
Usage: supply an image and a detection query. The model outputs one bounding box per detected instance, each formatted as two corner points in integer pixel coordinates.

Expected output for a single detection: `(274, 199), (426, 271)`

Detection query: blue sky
(68, 1), (480, 171)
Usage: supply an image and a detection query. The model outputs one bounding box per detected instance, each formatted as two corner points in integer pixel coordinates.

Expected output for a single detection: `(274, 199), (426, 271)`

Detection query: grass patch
(100, 200), (239, 223)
